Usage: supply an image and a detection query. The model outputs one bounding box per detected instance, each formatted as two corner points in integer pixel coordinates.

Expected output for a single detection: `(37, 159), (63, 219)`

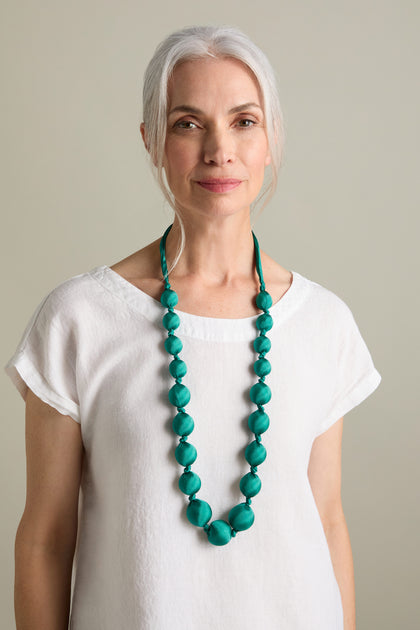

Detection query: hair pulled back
(142, 25), (285, 269)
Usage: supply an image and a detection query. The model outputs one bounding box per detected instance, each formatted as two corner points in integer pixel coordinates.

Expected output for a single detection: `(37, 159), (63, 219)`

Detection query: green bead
(256, 313), (273, 332)
(162, 311), (180, 331)
(169, 358), (187, 379)
(245, 441), (267, 466)
(161, 289), (178, 308)
(248, 409), (270, 434)
(207, 520), (232, 546)
(254, 358), (271, 377)
(169, 383), (191, 407)
(250, 382), (271, 405)
(175, 441), (197, 466)
(256, 290), (273, 310)
(172, 411), (194, 436)
(253, 335), (271, 354)
(228, 503), (255, 531)
(164, 335), (183, 355)
(240, 472), (262, 497)
(179, 471), (201, 495)
(187, 499), (212, 527)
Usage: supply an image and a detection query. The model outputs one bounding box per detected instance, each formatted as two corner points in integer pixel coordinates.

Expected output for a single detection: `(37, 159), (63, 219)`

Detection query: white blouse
(5, 265), (381, 629)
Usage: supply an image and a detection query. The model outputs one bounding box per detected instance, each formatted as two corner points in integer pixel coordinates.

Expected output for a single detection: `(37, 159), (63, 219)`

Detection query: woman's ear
(140, 122), (149, 152)
(140, 122), (159, 167)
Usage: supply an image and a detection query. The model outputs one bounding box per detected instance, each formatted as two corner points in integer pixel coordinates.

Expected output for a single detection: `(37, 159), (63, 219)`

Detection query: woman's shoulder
(262, 252), (351, 318)
(108, 239), (163, 301)
(30, 266), (113, 329)
(258, 251), (357, 334)
(45, 266), (103, 300)
(291, 267), (360, 332)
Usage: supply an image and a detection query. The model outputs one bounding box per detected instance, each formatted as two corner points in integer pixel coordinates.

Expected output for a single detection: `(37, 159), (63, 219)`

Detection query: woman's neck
(165, 215), (257, 287)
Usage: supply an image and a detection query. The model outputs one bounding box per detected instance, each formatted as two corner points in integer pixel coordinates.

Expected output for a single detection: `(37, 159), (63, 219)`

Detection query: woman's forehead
(167, 57), (262, 109)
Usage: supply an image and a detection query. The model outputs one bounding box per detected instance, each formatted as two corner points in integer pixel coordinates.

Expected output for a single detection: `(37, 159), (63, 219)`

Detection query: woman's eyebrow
(168, 102), (263, 116)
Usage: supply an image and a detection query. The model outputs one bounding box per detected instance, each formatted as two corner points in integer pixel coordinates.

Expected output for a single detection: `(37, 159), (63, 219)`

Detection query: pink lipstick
(196, 178), (242, 193)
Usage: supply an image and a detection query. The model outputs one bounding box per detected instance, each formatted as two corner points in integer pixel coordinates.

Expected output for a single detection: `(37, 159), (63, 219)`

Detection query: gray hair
(142, 25), (285, 270)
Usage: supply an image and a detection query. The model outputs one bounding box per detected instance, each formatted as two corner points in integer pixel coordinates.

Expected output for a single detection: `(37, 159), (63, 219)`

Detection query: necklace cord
(252, 231), (266, 291)
(159, 224), (172, 288)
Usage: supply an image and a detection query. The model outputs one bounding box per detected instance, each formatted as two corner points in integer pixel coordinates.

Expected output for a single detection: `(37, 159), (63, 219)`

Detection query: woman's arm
(307, 417), (356, 630)
(15, 388), (83, 630)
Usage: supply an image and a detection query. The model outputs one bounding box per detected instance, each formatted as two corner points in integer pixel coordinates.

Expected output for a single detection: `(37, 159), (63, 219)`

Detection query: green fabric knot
(251, 466), (258, 474)
(255, 434), (262, 444)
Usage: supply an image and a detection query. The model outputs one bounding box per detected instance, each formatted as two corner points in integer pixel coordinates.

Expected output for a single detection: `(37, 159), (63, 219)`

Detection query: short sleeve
(4, 291), (81, 423)
(314, 300), (381, 438)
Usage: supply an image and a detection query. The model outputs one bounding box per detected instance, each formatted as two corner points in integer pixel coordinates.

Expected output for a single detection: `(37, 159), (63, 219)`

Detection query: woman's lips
(196, 179), (242, 193)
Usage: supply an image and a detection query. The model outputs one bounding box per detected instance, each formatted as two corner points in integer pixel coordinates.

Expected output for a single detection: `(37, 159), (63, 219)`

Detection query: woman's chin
(177, 201), (252, 221)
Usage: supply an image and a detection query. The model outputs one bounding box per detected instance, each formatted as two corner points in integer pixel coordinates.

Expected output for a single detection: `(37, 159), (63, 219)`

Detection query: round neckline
(90, 265), (307, 341)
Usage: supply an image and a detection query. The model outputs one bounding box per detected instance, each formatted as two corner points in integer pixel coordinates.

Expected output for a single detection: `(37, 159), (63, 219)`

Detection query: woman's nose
(202, 128), (235, 165)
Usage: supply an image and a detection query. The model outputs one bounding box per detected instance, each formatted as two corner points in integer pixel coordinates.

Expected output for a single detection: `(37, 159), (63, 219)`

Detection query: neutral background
(1, 1), (418, 628)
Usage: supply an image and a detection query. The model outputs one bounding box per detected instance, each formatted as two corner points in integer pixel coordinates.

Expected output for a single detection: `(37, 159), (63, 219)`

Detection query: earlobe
(265, 152), (272, 166)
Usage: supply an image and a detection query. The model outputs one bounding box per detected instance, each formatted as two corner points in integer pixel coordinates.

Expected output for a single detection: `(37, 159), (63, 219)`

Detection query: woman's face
(162, 56), (271, 220)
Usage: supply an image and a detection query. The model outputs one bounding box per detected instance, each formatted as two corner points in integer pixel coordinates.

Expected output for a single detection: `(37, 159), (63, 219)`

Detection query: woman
(5, 25), (381, 630)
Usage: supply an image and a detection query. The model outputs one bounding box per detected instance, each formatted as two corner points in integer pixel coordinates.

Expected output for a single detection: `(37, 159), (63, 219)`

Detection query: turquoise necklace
(159, 224), (273, 546)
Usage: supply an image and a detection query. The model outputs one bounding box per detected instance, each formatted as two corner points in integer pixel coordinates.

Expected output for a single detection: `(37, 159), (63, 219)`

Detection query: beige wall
(1, 1), (418, 628)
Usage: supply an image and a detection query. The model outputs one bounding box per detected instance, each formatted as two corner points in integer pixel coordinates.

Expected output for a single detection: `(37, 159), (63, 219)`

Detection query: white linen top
(5, 265), (381, 630)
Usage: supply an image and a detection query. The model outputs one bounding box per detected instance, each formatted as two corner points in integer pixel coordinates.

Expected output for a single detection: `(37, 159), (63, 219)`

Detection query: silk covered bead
(162, 311), (180, 331)
(245, 441), (267, 466)
(248, 409), (270, 434)
(240, 472), (262, 497)
(187, 499), (212, 527)
(228, 503), (255, 531)
(256, 313), (273, 332)
(169, 358), (187, 379)
(250, 382), (271, 405)
(169, 383), (191, 407)
(207, 520), (232, 546)
(175, 441), (197, 466)
(161, 288), (178, 308)
(256, 290), (273, 310)
(253, 335), (271, 354)
(164, 335), (183, 356)
(179, 471), (201, 495)
(172, 411), (194, 436)
(254, 358), (271, 377)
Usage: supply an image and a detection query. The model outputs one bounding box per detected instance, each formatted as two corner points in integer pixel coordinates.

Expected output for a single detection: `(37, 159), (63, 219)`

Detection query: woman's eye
(175, 120), (197, 129)
(237, 118), (256, 128)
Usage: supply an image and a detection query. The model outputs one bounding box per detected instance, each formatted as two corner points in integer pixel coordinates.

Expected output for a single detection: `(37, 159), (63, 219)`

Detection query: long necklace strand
(159, 224), (273, 546)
